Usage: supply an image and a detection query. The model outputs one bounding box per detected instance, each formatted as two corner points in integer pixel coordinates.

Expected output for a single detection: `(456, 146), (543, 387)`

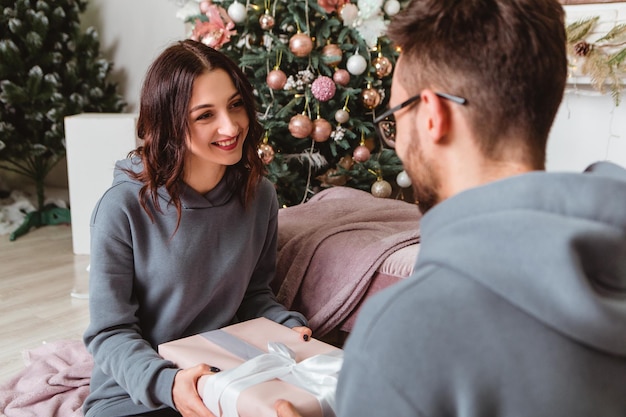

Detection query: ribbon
(201, 331), (343, 417)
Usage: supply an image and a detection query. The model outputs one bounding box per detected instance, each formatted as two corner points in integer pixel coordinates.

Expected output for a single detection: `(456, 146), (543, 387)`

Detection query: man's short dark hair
(387, 0), (567, 168)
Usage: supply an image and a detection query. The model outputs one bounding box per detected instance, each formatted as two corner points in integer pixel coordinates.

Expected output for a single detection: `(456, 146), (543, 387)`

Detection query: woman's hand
(292, 326), (312, 342)
(172, 364), (220, 417)
(275, 399), (304, 417)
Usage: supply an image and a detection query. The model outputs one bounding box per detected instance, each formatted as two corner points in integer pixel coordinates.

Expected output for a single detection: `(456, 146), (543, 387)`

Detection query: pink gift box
(158, 317), (342, 417)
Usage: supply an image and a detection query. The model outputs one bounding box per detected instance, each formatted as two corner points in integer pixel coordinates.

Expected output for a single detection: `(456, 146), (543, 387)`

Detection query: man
(276, 0), (626, 416)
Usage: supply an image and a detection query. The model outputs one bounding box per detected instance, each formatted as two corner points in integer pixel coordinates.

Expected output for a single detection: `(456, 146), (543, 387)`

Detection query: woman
(83, 40), (311, 417)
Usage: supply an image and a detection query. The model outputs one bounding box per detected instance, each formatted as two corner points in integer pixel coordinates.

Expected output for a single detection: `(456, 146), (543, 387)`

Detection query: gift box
(158, 317), (343, 417)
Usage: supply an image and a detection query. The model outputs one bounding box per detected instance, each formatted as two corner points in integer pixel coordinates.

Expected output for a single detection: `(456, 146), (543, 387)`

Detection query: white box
(65, 113), (140, 255)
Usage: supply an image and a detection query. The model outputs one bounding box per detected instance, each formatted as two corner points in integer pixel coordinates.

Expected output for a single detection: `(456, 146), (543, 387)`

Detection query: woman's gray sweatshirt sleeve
(83, 195), (179, 410)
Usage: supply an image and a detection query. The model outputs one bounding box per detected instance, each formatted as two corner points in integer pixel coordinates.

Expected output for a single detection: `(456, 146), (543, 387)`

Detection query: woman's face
(186, 68), (249, 173)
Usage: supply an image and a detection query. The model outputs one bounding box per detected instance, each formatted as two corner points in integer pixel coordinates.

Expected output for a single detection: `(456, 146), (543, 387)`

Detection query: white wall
(547, 2), (626, 172)
(82, 0), (186, 113)
(548, 88), (626, 171)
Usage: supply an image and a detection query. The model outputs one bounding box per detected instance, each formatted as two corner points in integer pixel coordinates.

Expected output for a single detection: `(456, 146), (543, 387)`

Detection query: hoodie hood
(418, 161), (626, 356)
(113, 157), (235, 209)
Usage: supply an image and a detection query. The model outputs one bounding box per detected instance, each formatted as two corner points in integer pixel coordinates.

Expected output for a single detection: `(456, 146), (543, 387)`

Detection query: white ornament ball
(339, 3), (359, 25)
(396, 170), (412, 188)
(228, 1), (247, 23)
(346, 54), (368, 75)
(384, 0), (401, 16)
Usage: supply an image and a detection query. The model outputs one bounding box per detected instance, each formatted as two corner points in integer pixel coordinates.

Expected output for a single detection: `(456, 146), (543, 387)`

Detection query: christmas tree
(177, 0), (410, 206)
(0, 0), (126, 240)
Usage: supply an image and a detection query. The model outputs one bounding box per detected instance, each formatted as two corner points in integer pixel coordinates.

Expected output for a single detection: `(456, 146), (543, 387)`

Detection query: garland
(567, 16), (626, 105)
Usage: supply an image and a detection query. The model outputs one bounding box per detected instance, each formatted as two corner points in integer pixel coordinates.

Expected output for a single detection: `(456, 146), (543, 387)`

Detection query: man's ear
(418, 89), (450, 144)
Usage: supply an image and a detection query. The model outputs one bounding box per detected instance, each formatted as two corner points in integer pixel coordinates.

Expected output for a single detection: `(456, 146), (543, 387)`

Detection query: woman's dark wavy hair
(128, 39), (265, 228)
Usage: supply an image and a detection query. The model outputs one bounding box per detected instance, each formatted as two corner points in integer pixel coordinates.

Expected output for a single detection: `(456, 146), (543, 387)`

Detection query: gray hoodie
(83, 158), (307, 417)
(337, 161), (626, 417)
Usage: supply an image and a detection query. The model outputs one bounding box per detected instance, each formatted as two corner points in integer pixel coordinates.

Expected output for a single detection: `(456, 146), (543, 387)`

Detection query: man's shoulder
(350, 263), (504, 345)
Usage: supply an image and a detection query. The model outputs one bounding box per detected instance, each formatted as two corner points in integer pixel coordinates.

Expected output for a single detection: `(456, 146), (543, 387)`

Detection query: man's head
(384, 0), (567, 212)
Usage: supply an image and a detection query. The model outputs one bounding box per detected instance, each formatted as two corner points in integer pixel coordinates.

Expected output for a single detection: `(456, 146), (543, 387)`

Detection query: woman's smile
(212, 136), (239, 150)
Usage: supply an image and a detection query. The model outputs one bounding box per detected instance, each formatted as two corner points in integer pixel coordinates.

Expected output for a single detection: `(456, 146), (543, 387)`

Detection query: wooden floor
(0, 224), (90, 384)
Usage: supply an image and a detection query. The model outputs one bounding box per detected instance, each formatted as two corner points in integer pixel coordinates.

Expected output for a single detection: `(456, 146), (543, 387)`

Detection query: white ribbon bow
(203, 342), (343, 417)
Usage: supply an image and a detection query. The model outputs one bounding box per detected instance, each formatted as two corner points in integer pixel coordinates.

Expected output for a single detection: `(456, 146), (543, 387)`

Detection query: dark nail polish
(303, 334), (309, 341)
(210, 366), (221, 373)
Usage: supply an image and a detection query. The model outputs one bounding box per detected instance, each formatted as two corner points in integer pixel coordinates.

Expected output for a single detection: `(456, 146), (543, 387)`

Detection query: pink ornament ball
(311, 76), (336, 102)
(266, 69), (287, 90)
(288, 114), (313, 138)
(311, 118), (333, 142)
(353, 145), (371, 162)
(321, 43), (343, 67)
(289, 33), (314, 58)
(333, 69), (350, 86)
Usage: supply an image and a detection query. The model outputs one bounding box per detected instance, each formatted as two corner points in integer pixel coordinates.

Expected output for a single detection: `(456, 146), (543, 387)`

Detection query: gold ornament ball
(311, 118), (333, 142)
(259, 13), (275, 30)
(288, 114), (313, 138)
(321, 43), (343, 67)
(257, 143), (275, 164)
(289, 33), (314, 57)
(371, 179), (392, 198)
(266, 69), (287, 90)
(372, 55), (393, 78)
(361, 87), (382, 110)
(333, 68), (350, 86)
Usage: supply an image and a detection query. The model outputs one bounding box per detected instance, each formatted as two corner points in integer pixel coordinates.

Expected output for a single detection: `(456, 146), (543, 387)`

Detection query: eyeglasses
(374, 92), (468, 145)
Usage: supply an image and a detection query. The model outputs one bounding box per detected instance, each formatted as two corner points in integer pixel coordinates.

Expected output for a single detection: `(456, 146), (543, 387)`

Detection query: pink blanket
(0, 340), (92, 417)
(275, 186), (421, 336)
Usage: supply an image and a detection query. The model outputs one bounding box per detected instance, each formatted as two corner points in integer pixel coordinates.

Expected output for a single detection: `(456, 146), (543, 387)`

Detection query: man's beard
(403, 126), (441, 215)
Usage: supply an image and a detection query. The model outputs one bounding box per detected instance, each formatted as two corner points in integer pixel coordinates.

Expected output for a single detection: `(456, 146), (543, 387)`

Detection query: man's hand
(275, 399), (304, 417)
(172, 364), (220, 417)
(292, 326), (313, 342)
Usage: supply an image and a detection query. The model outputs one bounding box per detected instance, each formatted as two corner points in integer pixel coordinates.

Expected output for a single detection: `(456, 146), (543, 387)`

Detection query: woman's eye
(230, 99), (244, 109)
(196, 112), (213, 121)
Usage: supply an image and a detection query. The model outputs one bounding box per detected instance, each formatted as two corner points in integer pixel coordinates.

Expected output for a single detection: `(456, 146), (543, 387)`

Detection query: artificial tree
(0, 0), (126, 240)
(178, 0), (409, 206)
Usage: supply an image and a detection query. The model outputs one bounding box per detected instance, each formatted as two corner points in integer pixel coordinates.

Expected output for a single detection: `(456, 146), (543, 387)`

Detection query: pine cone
(574, 41), (591, 57)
